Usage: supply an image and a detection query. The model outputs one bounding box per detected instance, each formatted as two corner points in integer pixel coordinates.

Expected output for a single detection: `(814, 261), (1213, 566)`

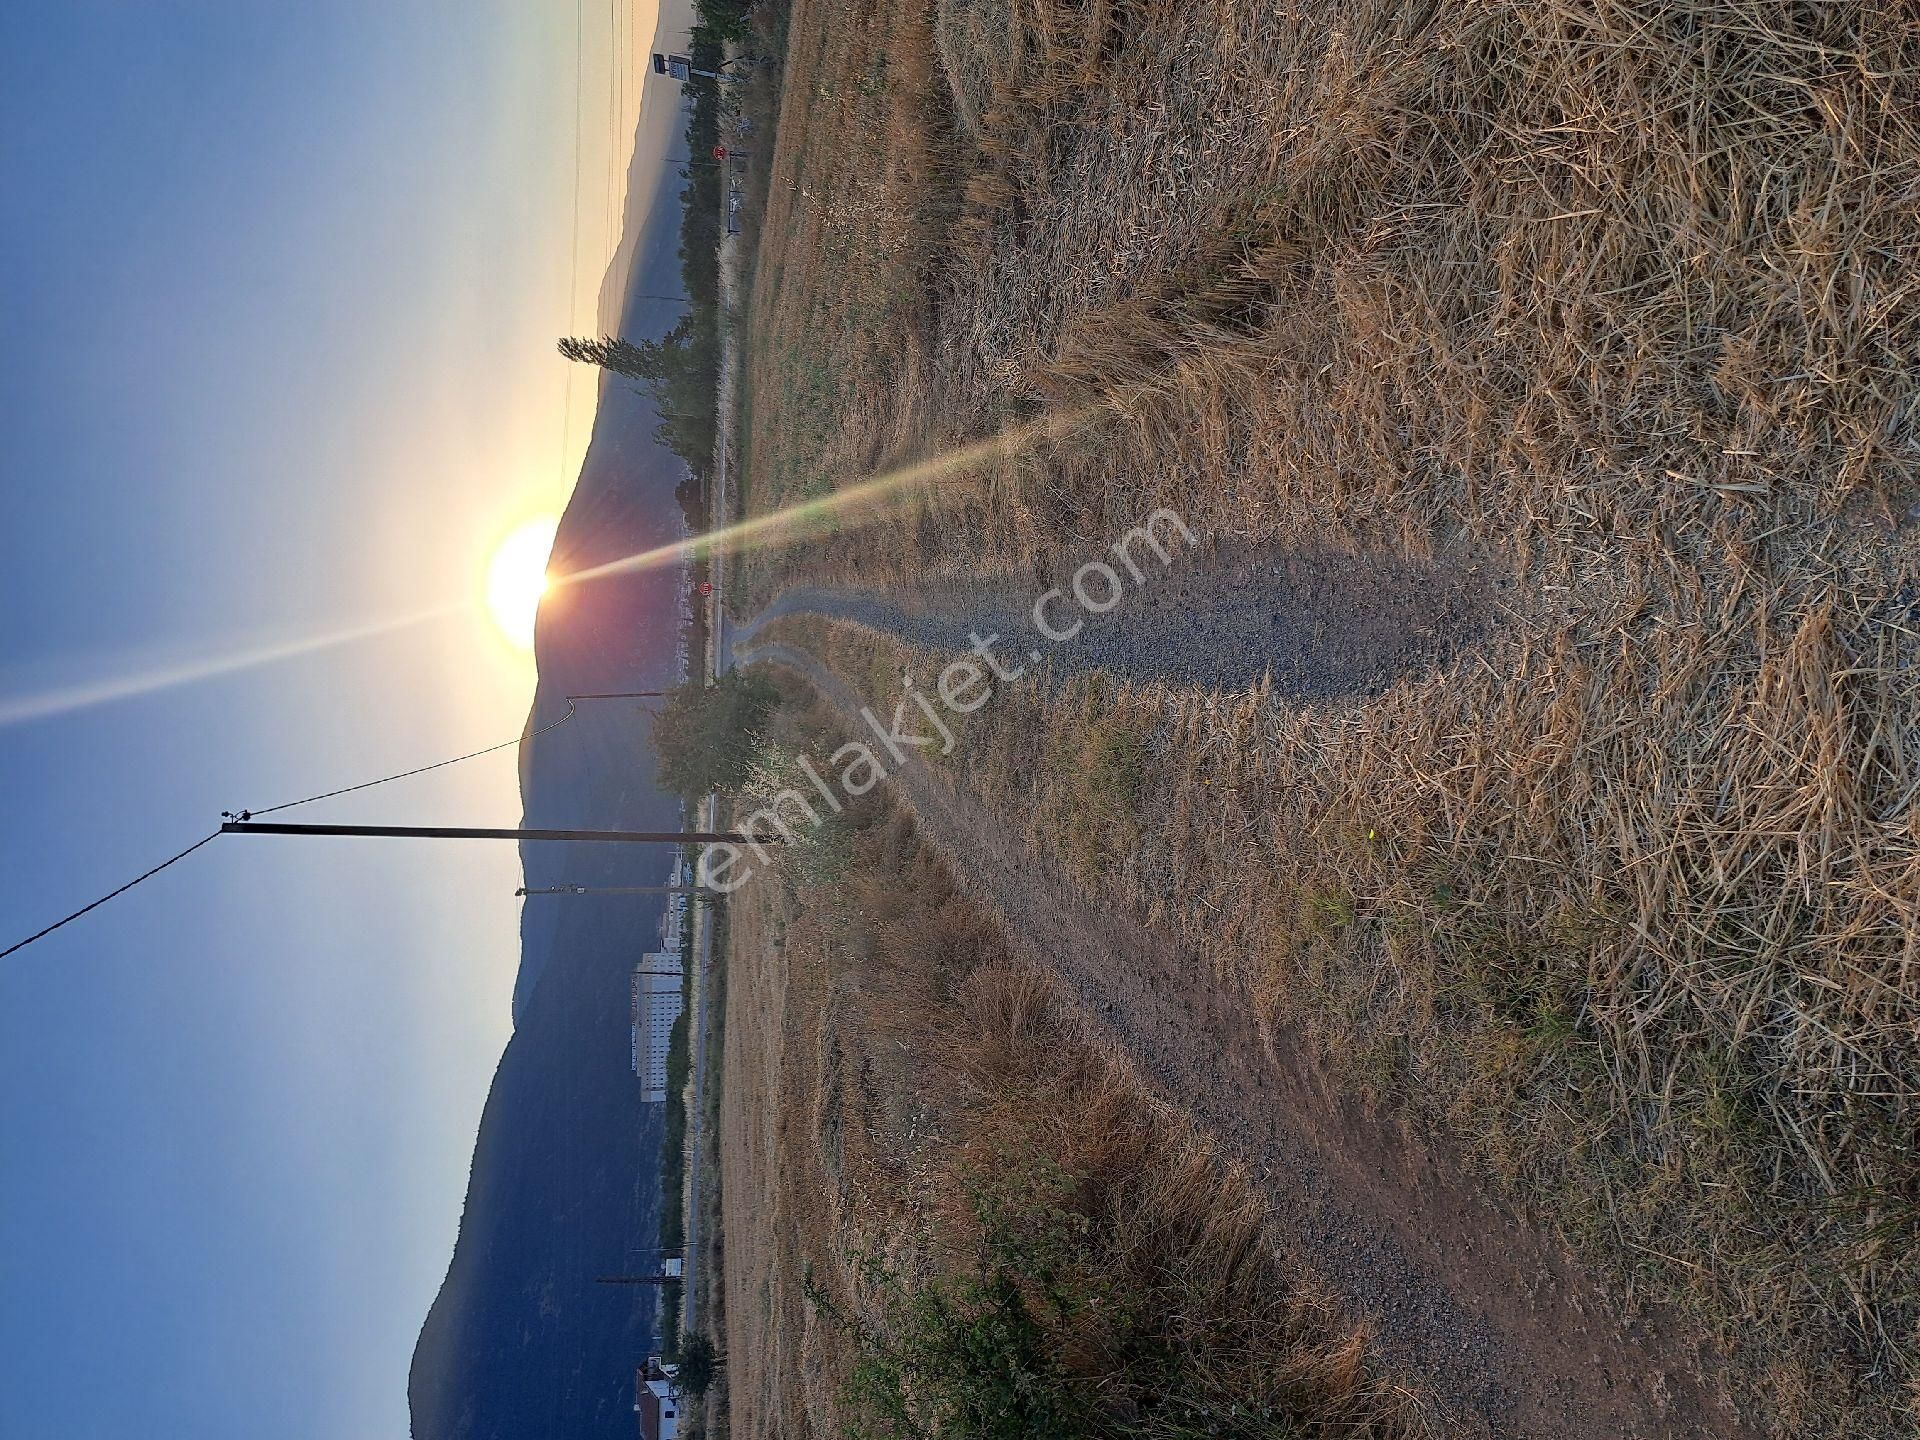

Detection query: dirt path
(737, 638), (1759, 1440)
(736, 543), (1496, 698)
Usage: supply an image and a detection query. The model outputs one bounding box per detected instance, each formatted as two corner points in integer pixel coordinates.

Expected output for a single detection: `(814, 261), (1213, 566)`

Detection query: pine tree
(678, 1333), (721, 1395)
(556, 327), (688, 381)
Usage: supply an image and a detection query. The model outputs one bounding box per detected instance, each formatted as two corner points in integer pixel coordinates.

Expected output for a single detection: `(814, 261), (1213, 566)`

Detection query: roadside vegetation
(683, 897), (733, 1440)
(717, 687), (1421, 1439)
(652, 671), (781, 797)
(731, 1), (1920, 1434)
(654, 927), (697, 1360)
(560, 0), (753, 516)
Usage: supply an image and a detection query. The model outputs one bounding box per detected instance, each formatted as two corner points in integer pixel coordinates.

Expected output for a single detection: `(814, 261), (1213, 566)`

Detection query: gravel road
(736, 543), (1494, 697)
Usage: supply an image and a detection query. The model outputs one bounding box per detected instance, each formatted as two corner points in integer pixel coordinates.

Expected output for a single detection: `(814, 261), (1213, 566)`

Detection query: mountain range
(408, 119), (703, 1438)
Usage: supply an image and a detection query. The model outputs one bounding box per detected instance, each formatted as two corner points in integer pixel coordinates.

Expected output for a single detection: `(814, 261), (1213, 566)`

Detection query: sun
(485, 515), (560, 650)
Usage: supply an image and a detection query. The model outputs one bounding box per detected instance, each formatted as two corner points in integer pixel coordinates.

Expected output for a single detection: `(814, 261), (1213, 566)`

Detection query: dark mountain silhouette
(408, 146), (702, 1439)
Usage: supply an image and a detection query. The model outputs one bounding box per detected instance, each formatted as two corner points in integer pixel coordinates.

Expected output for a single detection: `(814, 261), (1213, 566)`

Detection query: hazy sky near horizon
(0, 3), (664, 1436)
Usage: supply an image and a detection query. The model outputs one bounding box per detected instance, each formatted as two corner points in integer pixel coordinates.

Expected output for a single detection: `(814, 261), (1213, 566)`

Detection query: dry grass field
(724, 1), (1920, 1435)
(715, 694), (1423, 1439)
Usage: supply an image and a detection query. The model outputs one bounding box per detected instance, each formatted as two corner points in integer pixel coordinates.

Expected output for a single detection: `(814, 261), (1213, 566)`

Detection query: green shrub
(679, 1332), (721, 1395)
(815, 1136), (1379, 1440)
(836, 1154), (1093, 1440)
(651, 672), (781, 796)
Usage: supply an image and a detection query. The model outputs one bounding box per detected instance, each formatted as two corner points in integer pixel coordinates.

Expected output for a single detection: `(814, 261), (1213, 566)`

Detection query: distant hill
(408, 148), (702, 1439)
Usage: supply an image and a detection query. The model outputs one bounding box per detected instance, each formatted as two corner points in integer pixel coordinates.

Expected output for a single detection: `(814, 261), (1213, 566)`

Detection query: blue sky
(0, 3), (659, 1435)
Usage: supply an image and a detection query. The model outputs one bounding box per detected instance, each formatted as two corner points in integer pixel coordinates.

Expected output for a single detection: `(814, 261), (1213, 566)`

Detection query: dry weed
(738, 1), (1920, 1433)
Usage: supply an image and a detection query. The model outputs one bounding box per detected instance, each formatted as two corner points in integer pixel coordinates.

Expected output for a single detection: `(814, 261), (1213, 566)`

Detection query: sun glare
(486, 515), (559, 651)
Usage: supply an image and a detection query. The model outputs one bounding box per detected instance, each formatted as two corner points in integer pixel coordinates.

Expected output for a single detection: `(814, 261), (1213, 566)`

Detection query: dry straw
(736, 0), (1920, 1432)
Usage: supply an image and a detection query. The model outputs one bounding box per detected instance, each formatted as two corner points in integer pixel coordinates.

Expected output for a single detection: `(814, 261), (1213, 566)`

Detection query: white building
(660, 893), (688, 952)
(656, 855), (691, 953)
(631, 954), (685, 1102)
(634, 1357), (682, 1440)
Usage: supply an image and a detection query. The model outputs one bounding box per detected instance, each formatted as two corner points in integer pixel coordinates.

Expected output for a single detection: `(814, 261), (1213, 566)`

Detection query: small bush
(679, 1332), (721, 1395)
(651, 672), (782, 796)
(825, 1152), (1092, 1440)
(826, 1135), (1394, 1440)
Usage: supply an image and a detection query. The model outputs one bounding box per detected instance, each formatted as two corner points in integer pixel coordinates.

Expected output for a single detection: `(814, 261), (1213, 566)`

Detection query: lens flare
(553, 408), (1091, 592)
(486, 515), (560, 651)
(0, 605), (465, 728)
(0, 412), (1086, 729)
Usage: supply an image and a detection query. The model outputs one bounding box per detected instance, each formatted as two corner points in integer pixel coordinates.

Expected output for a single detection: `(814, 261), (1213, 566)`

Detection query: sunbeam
(0, 411), (1088, 730)
(0, 602), (467, 727)
(553, 407), (1091, 592)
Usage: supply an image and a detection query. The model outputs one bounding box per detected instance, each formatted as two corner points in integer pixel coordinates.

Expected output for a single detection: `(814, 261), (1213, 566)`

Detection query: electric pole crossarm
(221, 822), (778, 844)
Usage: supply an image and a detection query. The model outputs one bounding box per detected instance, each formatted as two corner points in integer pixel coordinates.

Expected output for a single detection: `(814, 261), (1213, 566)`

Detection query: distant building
(635, 1357), (682, 1440)
(659, 895), (687, 953)
(659, 860), (689, 953)
(651, 854), (690, 953)
(632, 955), (685, 1102)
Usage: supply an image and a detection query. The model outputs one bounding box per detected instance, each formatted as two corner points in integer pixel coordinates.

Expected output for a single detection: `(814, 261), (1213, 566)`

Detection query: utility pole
(221, 822), (774, 844)
(516, 884), (712, 897)
(651, 52), (749, 83)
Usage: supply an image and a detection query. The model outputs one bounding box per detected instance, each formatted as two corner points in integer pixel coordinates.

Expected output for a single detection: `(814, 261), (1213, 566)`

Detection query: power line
(232, 700), (580, 820)
(567, 0), (585, 335)
(0, 831), (222, 963)
(0, 689), (664, 961)
(8, 5), (657, 965)
(558, 0), (585, 487)
(608, 0), (619, 261)
(223, 822), (769, 844)
(1, 705), (578, 962)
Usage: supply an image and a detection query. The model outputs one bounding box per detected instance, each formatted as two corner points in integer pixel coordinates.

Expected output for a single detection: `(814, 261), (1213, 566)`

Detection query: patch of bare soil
(743, 640), (1761, 1440)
